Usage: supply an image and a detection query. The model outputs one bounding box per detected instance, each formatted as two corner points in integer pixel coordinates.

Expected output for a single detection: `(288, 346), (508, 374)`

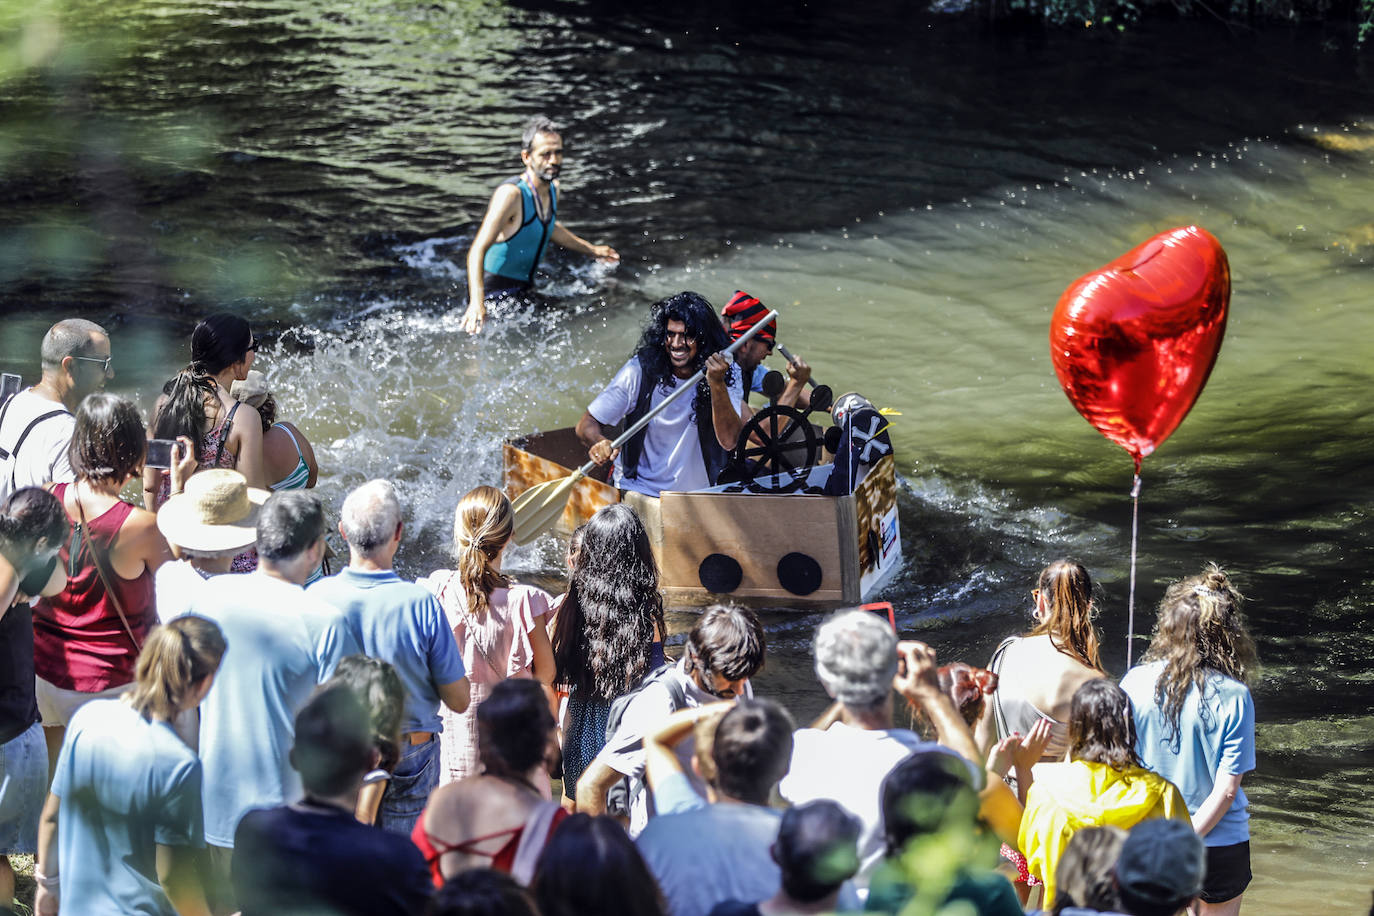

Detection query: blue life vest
(483, 175), (557, 286)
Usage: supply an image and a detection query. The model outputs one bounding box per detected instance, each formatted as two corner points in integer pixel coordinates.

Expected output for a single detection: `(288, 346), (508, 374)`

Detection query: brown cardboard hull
(503, 429), (902, 608)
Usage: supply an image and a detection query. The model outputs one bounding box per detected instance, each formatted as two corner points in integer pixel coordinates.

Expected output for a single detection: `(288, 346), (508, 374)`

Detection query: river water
(1, 0), (1371, 908)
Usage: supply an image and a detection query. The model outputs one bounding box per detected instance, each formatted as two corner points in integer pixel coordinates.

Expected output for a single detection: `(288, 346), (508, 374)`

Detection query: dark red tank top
(32, 483), (156, 692)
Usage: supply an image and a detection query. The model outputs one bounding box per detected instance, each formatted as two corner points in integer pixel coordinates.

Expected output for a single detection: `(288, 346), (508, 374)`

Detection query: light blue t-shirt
(1120, 660), (1256, 847)
(310, 567), (466, 734)
(52, 699), (203, 916)
(185, 571), (359, 848)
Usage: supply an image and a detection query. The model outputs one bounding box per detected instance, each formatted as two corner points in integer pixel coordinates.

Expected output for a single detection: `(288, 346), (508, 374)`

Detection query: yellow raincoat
(1017, 759), (1189, 908)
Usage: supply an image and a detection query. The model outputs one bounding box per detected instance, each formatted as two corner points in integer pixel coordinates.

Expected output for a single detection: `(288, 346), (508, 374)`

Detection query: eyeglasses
(71, 355), (112, 373)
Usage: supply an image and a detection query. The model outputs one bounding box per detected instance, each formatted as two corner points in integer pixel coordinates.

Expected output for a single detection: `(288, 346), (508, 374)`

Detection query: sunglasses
(71, 355), (112, 373)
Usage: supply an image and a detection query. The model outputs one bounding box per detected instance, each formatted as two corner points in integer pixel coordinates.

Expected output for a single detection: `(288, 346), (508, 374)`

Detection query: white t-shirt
(599, 656), (753, 836)
(0, 388), (74, 501)
(779, 723), (970, 889)
(587, 358), (742, 497)
(154, 560), (214, 623)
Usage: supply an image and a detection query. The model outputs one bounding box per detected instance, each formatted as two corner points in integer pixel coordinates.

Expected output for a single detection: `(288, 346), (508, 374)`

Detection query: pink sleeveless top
(32, 483), (156, 692)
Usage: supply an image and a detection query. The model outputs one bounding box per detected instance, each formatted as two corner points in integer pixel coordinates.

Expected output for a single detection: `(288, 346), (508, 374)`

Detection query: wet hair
(1028, 559), (1105, 673)
(1053, 825), (1126, 915)
(1069, 679), (1141, 771)
(688, 603), (766, 683)
(339, 479), (402, 556)
(1142, 563), (1258, 744)
(633, 291), (734, 425)
(68, 393), (146, 485)
(452, 485), (513, 620)
(191, 313), (254, 376)
(126, 615), (225, 723)
(151, 314), (255, 460)
(552, 504), (665, 701)
(151, 369), (219, 463)
(326, 655), (405, 774)
(710, 698), (795, 805)
(253, 394), (278, 431)
(532, 814), (667, 916)
(428, 868), (539, 916)
(775, 800), (862, 904)
(0, 487), (68, 561)
(255, 490), (325, 562)
(522, 115), (562, 150)
(880, 750), (978, 857)
(813, 610), (896, 712)
(292, 683), (374, 796)
(40, 318), (107, 370)
(476, 678), (555, 776)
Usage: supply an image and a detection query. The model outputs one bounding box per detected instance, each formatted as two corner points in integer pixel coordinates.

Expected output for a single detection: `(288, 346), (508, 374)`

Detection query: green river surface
(1, 0), (1370, 908)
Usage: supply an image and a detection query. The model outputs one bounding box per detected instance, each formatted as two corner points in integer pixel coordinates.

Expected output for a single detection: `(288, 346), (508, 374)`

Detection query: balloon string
(1126, 473), (1142, 668)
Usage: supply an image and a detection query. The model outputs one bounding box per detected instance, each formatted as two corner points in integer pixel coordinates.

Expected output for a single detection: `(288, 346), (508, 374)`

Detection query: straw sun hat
(157, 469), (269, 554)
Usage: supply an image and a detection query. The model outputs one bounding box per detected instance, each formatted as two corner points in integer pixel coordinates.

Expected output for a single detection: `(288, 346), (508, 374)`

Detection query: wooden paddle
(511, 310), (780, 544)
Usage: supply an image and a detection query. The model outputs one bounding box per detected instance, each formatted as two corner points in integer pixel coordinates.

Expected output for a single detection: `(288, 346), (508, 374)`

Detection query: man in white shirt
(0, 319), (112, 501)
(576, 292), (745, 498)
(778, 611), (984, 892)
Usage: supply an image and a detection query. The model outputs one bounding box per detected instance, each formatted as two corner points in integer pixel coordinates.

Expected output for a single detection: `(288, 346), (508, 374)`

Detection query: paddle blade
(510, 474), (580, 545)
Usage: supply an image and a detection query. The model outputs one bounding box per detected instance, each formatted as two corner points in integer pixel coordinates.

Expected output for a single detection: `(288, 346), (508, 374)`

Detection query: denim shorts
(377, 735), (439, 837)
(0, 722), (48, 854)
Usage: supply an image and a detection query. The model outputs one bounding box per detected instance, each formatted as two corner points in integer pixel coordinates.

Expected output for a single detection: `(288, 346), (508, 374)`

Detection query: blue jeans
(377, 735), (438, 836)
(0, 722), (47, 854)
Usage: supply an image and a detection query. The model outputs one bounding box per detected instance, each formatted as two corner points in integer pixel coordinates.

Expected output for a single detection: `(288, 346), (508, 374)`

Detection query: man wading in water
(576, 292), (744, 547)
(462, 115), (619, 333)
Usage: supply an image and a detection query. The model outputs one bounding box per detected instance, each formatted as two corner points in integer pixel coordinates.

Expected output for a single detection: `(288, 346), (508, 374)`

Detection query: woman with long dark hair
(34, 614), (225, 916)
(418, 485), (556, 785)
(550, 503), (666, 807)
(144, 313), (265, 514)
(32, 394), (174, 776)
(1121, 565), (1258, 916)
(1017, 679), (1189, 909)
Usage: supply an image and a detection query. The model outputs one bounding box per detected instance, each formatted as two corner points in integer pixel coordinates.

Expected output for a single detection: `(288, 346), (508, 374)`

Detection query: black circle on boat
(699, 553), (743, 594)
(809, 384), (834, 413)
(761, 370), (787, 400)
(824, 425), (843, 454)
(777, 552), (822, 596)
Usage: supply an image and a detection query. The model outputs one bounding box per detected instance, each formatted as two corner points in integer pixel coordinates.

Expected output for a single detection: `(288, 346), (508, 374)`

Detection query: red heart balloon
(1049, 226), (1230, 472)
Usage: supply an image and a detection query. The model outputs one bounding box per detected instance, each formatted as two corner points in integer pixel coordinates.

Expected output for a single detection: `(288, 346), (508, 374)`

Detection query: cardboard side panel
(659, 492), (844, 603)
(502, 442), (619, 533)
(854, 454), (902, 598)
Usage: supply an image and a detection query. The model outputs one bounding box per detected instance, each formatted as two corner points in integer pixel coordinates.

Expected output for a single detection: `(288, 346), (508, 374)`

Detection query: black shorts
(1201, 840), (1252, 903)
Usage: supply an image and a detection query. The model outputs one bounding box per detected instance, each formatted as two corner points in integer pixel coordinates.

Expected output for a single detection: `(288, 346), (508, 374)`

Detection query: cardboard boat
(503, 426), (903, 606)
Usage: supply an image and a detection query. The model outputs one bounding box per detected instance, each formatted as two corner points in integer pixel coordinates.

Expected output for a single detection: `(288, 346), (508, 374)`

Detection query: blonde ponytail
(452, 486), (513, 619)
(127, 616), (226, 722)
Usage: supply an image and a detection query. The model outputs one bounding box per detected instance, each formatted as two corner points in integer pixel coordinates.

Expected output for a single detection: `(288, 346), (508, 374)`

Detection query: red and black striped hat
(722, 290), (776, 343)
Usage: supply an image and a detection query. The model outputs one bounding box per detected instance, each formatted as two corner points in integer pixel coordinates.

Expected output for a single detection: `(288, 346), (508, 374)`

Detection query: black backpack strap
(212, 401), (242, 468)
(0, 408), (69, 467)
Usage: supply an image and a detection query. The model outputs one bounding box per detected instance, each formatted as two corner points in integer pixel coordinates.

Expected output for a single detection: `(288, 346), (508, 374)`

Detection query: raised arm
(893, 640), (983, 775)
(575, 753), (622, 816)
(705, 354), (743, 451)
(464, 184), (522, 334)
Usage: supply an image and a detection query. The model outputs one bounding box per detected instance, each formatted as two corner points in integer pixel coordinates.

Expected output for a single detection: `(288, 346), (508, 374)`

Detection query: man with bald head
(0, 319), (112, 501)
(310, 479), (470, 835)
